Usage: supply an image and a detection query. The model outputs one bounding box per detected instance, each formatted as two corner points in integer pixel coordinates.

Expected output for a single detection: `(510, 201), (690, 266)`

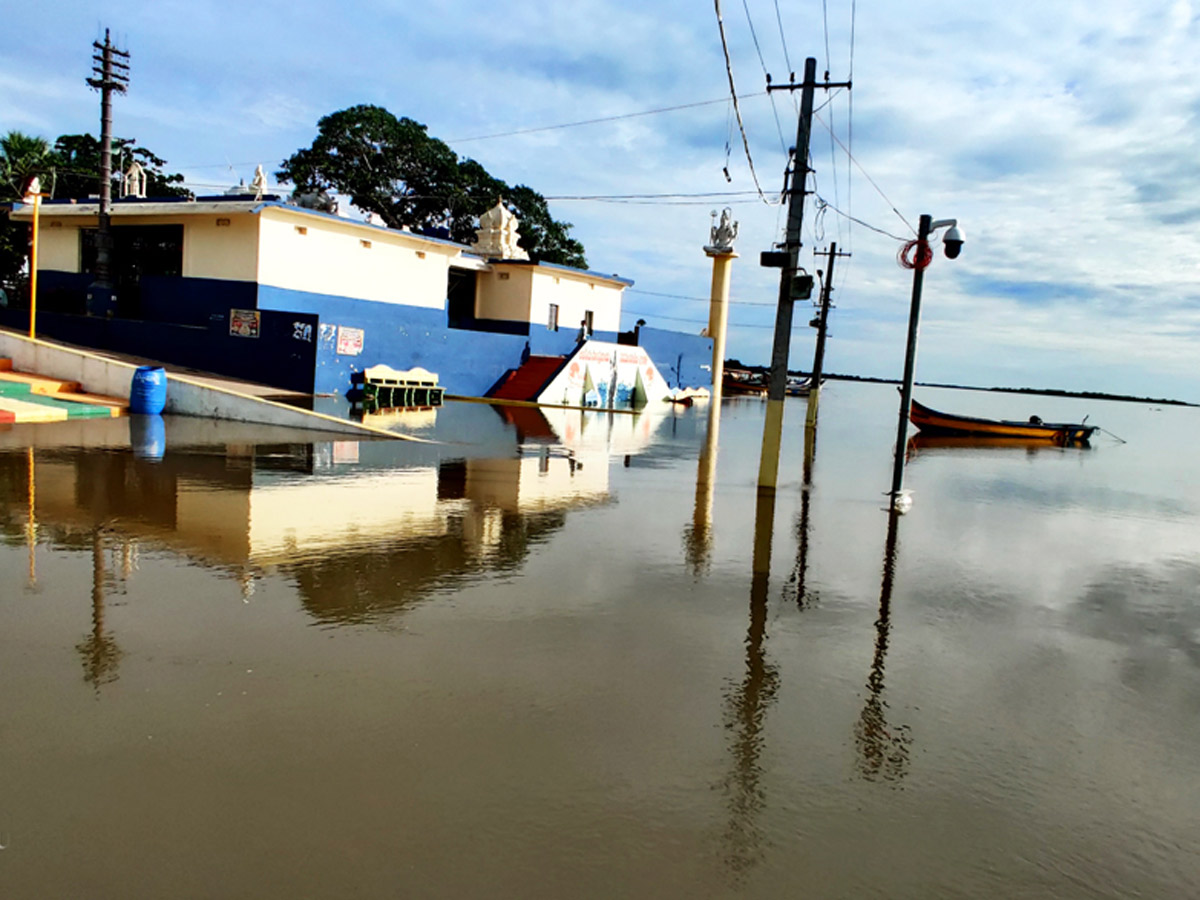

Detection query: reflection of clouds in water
(950, 476), (1194, 520)
(1070, 559), (1200, 670)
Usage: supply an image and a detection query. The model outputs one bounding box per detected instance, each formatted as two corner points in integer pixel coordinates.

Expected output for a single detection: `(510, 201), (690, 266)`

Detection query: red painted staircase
(488, 355), (566, 402)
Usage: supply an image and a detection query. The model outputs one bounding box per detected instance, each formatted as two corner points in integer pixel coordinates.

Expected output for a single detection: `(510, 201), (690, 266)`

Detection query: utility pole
(86, 28), (130, 316)
(804, 242), (850, 427)
(757, 58), (851, 490)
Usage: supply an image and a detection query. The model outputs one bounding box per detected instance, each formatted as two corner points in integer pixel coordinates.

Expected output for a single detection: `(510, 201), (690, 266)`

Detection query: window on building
(548, 303), (559, 331)
(584, 309), (594, 337)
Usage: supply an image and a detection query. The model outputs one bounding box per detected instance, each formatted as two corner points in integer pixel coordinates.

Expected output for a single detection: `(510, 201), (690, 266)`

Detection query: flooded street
(2, 383), (1198, 898)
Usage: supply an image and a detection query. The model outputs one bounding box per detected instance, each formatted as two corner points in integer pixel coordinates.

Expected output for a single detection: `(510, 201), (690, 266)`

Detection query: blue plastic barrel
(129, 366), (167, 415)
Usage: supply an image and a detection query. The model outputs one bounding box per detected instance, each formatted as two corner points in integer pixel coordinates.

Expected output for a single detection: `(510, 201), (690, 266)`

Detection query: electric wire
(714, 0), (774, 203)
(846, 0), (858, 259)
(773, 0), (794, 76)
(623, 308), (814, 330)
(813, 196), (906, 242)
(628, 288), (778, 306)
(822, 0), (833, 78)
(446, 94), (765, 143)
(814, 110), (915, 236)
(739, 0), (789, 153)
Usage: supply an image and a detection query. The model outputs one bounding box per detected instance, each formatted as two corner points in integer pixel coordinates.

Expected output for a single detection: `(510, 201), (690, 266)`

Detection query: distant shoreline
(725, 362), (1197, 408)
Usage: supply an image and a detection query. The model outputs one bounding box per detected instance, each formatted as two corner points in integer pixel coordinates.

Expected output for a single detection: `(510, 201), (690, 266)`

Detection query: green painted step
(8, 391), (114, 418)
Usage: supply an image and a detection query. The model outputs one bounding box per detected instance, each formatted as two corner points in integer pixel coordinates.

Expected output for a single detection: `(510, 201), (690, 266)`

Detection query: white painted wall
(256, 208), (455, 308)
(529, 269), (623, 333)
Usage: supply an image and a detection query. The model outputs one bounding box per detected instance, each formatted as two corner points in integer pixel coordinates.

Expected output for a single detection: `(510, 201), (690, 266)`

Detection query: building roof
(8, 196), (632, 286)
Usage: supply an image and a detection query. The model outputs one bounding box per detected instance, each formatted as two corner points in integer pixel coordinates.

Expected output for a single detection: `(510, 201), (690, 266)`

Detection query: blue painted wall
(13, 273), (712, 398)
(141, 275), (257, 326)
(636, 326), (714, 389)
(0, 306), (318, 393)
(259, 285), (529, 397)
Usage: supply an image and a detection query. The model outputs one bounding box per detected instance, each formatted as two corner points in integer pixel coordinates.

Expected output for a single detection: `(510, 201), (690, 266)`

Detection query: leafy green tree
(0, 131), (56, 296)
(0, 131), (188, 293)
(279, 105), (586, 268)
(52, 134), (188, 200)
(1, 131), (54, 198)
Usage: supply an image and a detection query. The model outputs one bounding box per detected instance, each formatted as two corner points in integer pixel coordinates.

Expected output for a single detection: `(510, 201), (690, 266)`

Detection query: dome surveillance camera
(942, 224), (964, 259)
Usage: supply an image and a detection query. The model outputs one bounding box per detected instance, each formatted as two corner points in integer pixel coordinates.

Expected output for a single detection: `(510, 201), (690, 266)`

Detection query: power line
(773, 0), (794, 76)
(627, 288), (778, 306)
(814, 110), (915, 236)
(447, 94), (766, 143)
(623, 308), (812, 330)
(714, 0), (774, 204)
(814, 195), (907, 242)
(739, 0), (789, 153)
(546, 190), (760, 201)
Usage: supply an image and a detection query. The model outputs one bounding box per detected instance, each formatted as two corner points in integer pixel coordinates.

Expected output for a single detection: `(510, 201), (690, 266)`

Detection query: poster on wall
(229, 309), (260, 338)
(336, 326), (364, 356)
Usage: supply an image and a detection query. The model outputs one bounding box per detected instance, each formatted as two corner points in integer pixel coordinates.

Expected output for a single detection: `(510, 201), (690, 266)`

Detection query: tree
(52, 134), (188, 200)
(278, 105), (587, 268)
(1, 131), (54, 198)
(0, 131), (56, 295)
(0, 131), (188, 292)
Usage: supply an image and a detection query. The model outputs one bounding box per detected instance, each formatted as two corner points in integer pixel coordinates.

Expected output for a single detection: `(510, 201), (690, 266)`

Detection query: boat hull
(909, 399), (1096, 443)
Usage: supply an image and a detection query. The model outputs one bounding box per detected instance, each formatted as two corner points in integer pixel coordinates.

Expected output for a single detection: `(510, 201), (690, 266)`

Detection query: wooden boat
(909, 398), (1097, 443)
(786, 375), (824, 397)
(722, 368), (768, 397)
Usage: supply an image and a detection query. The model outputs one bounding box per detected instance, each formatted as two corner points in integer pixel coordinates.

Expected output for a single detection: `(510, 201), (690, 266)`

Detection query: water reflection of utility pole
(685, 400), (721, 576)
(782, 424), (818, 609)
(26, 447), (37, 589)
(854, 510), (912, 782)
(77, 527), (123, 690)
(720, 485), (782, 878)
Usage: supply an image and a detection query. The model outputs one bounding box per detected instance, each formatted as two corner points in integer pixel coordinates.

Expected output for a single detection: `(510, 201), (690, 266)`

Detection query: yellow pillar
(27, 185), (42, 339)
(705, 249), (736, 403)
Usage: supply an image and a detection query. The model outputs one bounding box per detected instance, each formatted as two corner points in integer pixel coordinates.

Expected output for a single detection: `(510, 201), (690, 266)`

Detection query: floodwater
(1, 383), (1198, 898)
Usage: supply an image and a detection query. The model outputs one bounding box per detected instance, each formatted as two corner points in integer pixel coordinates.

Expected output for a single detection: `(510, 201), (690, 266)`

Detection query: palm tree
(0, 131), (54, 200)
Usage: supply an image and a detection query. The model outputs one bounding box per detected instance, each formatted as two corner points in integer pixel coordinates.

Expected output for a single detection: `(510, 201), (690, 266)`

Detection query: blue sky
(4, 1), (1200, 400)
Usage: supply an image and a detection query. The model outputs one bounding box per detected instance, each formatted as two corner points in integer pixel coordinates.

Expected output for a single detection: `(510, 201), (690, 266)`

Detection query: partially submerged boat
(786, 375), (823, 396)
(909, 398), (1097, 443)
(722, 368), (768, 397)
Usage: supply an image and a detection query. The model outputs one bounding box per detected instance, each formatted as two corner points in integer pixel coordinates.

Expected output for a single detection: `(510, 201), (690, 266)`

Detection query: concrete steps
(0, 357), (129, 423)
(488, 355), (567, 401)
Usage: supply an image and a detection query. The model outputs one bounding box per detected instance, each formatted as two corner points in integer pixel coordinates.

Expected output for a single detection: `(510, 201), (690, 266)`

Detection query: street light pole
(888, 214), (932, 506)
(888, 214), (962, 510)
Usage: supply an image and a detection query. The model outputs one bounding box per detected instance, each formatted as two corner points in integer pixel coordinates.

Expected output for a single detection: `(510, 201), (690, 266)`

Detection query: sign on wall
(336, 326), (364, 356)
(230, 309), (261, 338)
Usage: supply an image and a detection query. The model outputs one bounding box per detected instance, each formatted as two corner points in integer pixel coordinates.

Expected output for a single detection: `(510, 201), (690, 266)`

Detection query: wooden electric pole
(86, 28), (130, 315)
(804, 242), (850, 427)
(757, 58), (851, 490)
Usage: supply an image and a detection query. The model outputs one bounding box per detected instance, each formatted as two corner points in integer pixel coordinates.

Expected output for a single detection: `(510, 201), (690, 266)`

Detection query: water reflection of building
(0, 405), (671, 628)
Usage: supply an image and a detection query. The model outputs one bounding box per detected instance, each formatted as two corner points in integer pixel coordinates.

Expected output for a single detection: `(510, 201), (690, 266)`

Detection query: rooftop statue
(705, 207), (738, 253)
(471, 200), (529, 260)
(121, 160), (146, 199)
(250, 164), (268, 201)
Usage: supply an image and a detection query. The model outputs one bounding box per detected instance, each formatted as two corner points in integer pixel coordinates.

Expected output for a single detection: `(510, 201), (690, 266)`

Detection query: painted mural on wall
(536, 341), (671, 409)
